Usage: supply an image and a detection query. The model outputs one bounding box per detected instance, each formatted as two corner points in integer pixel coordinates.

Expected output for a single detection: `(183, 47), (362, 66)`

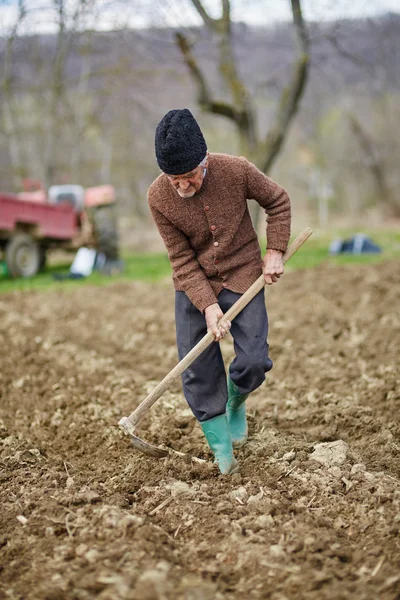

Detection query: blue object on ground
(329, 234), (382, 255)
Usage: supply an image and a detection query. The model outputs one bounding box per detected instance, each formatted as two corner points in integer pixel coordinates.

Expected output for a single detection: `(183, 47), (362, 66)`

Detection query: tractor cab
(48, 185), (85, 212)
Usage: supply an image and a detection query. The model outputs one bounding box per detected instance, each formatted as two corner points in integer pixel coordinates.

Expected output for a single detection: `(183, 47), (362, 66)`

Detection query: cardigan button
(213, 241), (219, 247)
(205, 205), (210, 211)
(211, 225), (216, 231)
(214, 259), (220, 264)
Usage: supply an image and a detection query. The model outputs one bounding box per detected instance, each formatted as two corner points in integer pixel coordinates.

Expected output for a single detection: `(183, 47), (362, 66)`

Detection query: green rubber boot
(227, 376), (249, 447)
(200, 413), (239, 475)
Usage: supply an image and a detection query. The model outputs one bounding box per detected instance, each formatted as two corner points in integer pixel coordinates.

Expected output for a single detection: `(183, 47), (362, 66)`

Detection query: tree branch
(326, 33), (375, 75)
(221, 0), (230, 29)
(175, 31), (237, 122)
(191, 0), (217, 30)
(175, 32), (210, 108)
(262, 0), (309, 173)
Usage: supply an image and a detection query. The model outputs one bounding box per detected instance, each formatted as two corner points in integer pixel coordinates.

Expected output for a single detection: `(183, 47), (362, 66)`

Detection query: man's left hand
(263, 249), (284, 285)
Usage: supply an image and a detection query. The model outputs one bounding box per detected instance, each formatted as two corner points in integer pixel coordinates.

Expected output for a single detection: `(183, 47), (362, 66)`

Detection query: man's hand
(205, 303), (231, 341)
(263, 249), (284, 285)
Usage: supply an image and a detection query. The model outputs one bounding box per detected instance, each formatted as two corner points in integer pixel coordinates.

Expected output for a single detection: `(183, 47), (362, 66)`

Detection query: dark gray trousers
(175, 289), (273, 422)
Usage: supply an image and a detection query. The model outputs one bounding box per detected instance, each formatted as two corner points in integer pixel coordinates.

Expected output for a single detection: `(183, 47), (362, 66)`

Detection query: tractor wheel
(5, 233), (41, 278)
(92, 205), (119, 260)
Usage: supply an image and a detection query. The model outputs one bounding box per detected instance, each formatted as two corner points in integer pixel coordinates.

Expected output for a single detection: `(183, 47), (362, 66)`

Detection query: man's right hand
(205, 303), (231, 341)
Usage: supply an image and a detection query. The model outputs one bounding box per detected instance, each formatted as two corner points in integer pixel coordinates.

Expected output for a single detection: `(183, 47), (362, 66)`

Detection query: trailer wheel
(5, 233), (41, 278)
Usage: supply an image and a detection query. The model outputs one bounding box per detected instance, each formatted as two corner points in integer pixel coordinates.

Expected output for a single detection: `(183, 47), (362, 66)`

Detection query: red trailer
(0, 186), (119, 278)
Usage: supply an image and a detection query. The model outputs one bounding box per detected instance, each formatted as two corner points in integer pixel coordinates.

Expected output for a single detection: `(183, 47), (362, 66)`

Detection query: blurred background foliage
(0, 0), (399, 252)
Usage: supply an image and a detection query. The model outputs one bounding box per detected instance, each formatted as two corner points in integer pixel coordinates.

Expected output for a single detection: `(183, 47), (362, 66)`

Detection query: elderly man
(148, 108), (291, 475)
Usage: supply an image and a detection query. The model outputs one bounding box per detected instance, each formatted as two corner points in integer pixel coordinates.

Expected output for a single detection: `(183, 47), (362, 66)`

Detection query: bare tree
(0, 0), (27, 187)
(0, 0), (100, 189)
(41, 0), (96, 187)
(175, 0), (309, 222)
(318, 15), (400, 219)
(347, 112), (399, 218)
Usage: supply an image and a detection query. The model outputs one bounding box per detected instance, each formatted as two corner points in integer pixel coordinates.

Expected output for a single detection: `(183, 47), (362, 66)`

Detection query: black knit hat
(155, 109), (207, 175)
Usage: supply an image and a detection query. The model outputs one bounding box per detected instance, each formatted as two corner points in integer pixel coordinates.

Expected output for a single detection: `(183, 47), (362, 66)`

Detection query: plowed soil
(0, 260), (399, 600)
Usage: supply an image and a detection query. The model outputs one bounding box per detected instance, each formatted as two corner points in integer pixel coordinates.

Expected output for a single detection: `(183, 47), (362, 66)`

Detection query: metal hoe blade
(119, 416), (168, 458)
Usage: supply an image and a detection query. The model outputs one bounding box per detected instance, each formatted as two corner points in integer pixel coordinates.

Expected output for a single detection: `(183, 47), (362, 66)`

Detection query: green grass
(0, 252), (172, 294)
(0, 228), (399, 294)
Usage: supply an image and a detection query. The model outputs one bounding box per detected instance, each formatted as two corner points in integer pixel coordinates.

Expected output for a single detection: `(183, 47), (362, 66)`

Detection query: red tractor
(0, 183), (119, 278)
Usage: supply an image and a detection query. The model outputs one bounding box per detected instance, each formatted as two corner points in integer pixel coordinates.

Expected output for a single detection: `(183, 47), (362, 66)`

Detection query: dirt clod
(310, 440), (349, 466)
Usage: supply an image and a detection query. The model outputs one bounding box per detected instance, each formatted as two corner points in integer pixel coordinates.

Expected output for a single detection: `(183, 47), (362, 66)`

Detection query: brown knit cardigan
(147, 153), (291, 313)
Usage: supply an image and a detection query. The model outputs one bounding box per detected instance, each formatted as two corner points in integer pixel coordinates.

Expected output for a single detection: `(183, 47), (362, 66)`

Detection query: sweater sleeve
(243, 158), (291, 252)
(149, 204), (218, 313)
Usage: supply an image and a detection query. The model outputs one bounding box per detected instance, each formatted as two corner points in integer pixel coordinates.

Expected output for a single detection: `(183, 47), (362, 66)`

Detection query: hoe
(118, 227), (313, 458)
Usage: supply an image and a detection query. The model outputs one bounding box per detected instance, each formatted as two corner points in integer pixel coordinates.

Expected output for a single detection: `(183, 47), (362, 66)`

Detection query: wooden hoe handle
(121, 227), (312, 429)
